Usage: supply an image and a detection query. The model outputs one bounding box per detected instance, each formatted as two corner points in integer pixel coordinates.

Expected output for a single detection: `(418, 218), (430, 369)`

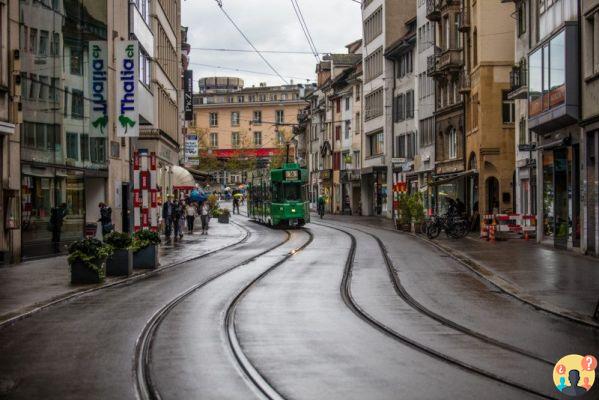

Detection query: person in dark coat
(98, 202), (113, 237)
(162, 195), (174, 242)
(50, 203), (67, 252)
(172, 200), (183, 240)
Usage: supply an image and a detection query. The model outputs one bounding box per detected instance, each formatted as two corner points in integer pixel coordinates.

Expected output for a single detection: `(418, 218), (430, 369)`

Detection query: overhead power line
(190, 47), (331, 55)
(214, 1), (289, 84)
(189, 62), (311, 82)
(290, 0), (320, 62)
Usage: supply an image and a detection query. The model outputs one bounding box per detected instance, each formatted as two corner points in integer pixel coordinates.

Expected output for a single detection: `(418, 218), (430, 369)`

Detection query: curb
(316, 215), (599, 329)
(0, 221), (250, 330)
(406, 230), (599, 329)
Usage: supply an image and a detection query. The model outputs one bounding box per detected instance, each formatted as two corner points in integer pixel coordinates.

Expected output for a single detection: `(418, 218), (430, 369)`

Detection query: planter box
(133, 245), (158, 269)
(71, 259), (105, 284)
(218, 215), (230, 224)
(106, 249), (133, 276)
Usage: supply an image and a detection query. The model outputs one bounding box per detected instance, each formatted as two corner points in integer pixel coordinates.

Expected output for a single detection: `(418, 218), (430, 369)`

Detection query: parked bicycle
(426, 214), (469, 239)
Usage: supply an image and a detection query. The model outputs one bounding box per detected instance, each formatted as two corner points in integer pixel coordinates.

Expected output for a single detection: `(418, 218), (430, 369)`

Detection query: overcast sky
(182, 0), (362, 89)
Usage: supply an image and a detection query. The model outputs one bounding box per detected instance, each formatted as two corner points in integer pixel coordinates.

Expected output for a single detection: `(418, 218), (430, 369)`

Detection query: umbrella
(189, 189), (207, 203)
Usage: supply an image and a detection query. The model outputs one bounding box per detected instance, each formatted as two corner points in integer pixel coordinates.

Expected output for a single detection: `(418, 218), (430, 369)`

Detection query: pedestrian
(49, 203), (67, 253)
(200, 201), (210, 235)
(98, 202), (113, 237)
(162, 195), (174, 243)
(232, 194), (240, 214)
(185, 202), (197, 234)
(172, 200), (184, 240)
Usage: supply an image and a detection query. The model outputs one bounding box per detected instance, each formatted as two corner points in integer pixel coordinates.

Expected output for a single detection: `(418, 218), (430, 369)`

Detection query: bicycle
(426, 214), (469, 239)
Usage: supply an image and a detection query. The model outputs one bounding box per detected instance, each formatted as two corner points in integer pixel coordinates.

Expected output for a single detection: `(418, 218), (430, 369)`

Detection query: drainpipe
(391, 56), (397, 226)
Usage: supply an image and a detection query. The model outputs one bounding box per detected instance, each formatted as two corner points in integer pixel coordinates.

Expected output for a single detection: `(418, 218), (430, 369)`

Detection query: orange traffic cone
(524, 231), (529, 241)
(489, 225), (496, 242)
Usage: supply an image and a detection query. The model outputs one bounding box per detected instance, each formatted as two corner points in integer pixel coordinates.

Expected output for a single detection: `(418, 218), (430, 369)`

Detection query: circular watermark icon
(553, 354), (596, 396)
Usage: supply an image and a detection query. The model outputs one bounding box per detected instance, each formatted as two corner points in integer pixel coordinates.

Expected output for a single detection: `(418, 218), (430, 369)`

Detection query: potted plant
(104, 232), (133, 276)
(131, 230), (161, 269)
(409, 193), (425, 234)
(214, 207), (230, 223)
(68, 238), (112, 284)
(397, 193), (412, 231)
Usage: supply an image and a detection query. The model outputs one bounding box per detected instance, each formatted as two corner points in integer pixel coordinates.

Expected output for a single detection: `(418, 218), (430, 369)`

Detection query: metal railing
(510, 59), (527, 91)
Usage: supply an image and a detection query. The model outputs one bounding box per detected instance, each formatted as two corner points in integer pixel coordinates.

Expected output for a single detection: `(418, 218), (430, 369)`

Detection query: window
(70, 47), (82, 75)
(345, 97), (350, 111)
(335, 125), (341, 141)
(90, 138), (106, 164)
(365, 47), (383, 82)
(368, 131), (384, 156)
(355, 85), (360, 101)
(502, 90), (515, 124)
(584, 12), (599, 77)
(35, 124), (45, 150)
(394, 94), (405, 122)
(71, 90), (84, 118)
(364, 6), (382, 44)
(471, 93), (479, 129)
(231, 111), (240, 126)
(448, 128), (457, 159)
(336, 98), (341, 113)
(237, 96), (244, 103)
(39, 30), (48, 56)
(209, 112), (218, 127)
(258, 95), (266, 102)
(519, 117), (527, 145)
(139, 51), (151, 86)
(38, 76), (48, 100)
(355, 112), (361, 135)
(50, 78), (58, 101)
(231, 132), (240, 147)
(396, 135), (406, 158)
(210, 132), (218, 147)
(353, 150), (360, 169)
(80, 134), (89, 161)
(254, 131), (262, 146)
(344, 120), (350, 139)
(276, 131), (285, 145)
(253, 111), (262, 124)
(528, 30), (566, 116)
(419, 117), (434, 146)
(473, 29), (478, 66)
(275, 110), (284, 124)
(51, 32), (60, 56)
(517, 1), (527, 37)
(29, 28), (37, 53)
(365, 87), (383, 120)
(398, 51), (413, 78)
(23, 122), (35, 147)
(66, 132), (79, 160)
(406, 90), (414, 118)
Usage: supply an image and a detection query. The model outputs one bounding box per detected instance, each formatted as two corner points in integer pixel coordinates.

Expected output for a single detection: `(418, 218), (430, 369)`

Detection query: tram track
(135, 225), (313, 400)
(134, 227), (292, 400)
(314, 221), (557, 400)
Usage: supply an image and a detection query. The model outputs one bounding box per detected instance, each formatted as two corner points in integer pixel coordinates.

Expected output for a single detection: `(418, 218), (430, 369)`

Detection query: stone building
(191, 78), (307, 187)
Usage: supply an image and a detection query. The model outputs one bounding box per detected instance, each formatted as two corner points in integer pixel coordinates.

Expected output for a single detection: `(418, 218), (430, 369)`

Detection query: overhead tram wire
(188, 62), (311, 82)
(292, 0), (320, 61)
(214, 0), (289, 84)
(290, 0), (320, 62)
(190, 47), (331, 55)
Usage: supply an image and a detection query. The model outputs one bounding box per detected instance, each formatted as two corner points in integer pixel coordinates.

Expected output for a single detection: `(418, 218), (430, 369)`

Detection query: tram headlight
(291, 208), (296, 213)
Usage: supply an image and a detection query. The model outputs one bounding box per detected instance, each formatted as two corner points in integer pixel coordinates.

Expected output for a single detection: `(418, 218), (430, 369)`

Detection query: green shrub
(67, 238), (113, 277)
(103, 231), (132, 250)
(131, 229), (161, 253)
(408, 193), (425, 224)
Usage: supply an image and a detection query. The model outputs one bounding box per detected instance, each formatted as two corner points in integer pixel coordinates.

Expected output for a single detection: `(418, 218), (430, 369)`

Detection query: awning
(171, 165), (197, 190)
(431, 169), (478, 186)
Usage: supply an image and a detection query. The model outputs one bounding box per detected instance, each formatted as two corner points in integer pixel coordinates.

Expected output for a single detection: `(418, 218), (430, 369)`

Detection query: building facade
(580, 0), (599, 256)
(192, 78), (308, 187)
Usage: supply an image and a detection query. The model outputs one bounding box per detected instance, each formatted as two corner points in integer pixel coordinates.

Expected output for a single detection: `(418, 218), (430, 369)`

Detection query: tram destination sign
(284, 170), (299, 181)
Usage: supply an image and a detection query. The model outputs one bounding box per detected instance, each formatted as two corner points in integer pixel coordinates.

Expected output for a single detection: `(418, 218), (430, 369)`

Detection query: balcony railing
(458, 71), (471, 94)
(437, 48), (463, 71)
(426, 0), (441, 21)
(508, 59), (528, 99)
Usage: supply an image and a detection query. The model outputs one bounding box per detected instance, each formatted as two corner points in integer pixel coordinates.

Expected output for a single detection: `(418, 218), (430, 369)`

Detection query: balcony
(458, 71), (471, 94)
(437, 48), (463, 71)
(508, 60), (527, 100)
(426, 0), (441, 21)
(458, 3), (470, 32)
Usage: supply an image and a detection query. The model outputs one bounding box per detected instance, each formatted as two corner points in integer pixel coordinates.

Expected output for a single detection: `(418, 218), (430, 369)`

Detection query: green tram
(248, 163), (310, 227)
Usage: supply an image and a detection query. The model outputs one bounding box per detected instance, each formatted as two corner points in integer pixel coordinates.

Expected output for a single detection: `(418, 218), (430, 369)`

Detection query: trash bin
(85, 223), (98, 238)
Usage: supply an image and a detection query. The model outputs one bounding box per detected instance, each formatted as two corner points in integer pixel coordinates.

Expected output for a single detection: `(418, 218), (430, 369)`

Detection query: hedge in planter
(132, 230), (161, 269)
(213, 207), (230, 223)
(104, 232), (133, 277)
(68, 238), (112, 284)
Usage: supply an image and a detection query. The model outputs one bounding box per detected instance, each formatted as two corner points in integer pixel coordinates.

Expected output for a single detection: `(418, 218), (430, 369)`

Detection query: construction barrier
(479, 213), (536, 241)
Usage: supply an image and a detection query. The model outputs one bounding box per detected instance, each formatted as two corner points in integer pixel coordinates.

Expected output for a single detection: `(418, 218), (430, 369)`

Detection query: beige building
(192, 78), (308, 185)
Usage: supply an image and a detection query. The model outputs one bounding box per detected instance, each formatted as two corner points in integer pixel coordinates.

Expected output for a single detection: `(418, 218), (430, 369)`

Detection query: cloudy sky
(182, 0), (362, 88)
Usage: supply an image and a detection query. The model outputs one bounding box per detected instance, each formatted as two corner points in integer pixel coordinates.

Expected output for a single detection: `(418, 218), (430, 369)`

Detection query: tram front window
(272, 182), (301, 202)
(284, 184), (301, 201)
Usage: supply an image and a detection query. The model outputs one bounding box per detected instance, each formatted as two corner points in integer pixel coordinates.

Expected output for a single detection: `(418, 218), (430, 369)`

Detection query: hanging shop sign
(184, 70), (193, 121)
(89, 41), (108, 137)
(116, 41), (139, 137)
(185, 134), (199, 166)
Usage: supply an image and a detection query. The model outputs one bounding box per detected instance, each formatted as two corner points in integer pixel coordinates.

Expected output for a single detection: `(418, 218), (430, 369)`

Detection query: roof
(325, 53), (362, 66)
(384, 31), (416, 59)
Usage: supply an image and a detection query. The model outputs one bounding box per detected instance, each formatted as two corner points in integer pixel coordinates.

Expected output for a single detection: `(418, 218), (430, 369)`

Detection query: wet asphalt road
(0, 214), (597, 399)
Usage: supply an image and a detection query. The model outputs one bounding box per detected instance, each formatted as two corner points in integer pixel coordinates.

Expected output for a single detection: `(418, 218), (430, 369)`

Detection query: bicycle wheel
(449, 222), (467, 238)
(427, 224), (441, 239)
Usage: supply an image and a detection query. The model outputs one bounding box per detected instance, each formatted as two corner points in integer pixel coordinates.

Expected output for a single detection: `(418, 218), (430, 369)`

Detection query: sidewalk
(0, 220), (246, 326)
(316, 213), (599, 327)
